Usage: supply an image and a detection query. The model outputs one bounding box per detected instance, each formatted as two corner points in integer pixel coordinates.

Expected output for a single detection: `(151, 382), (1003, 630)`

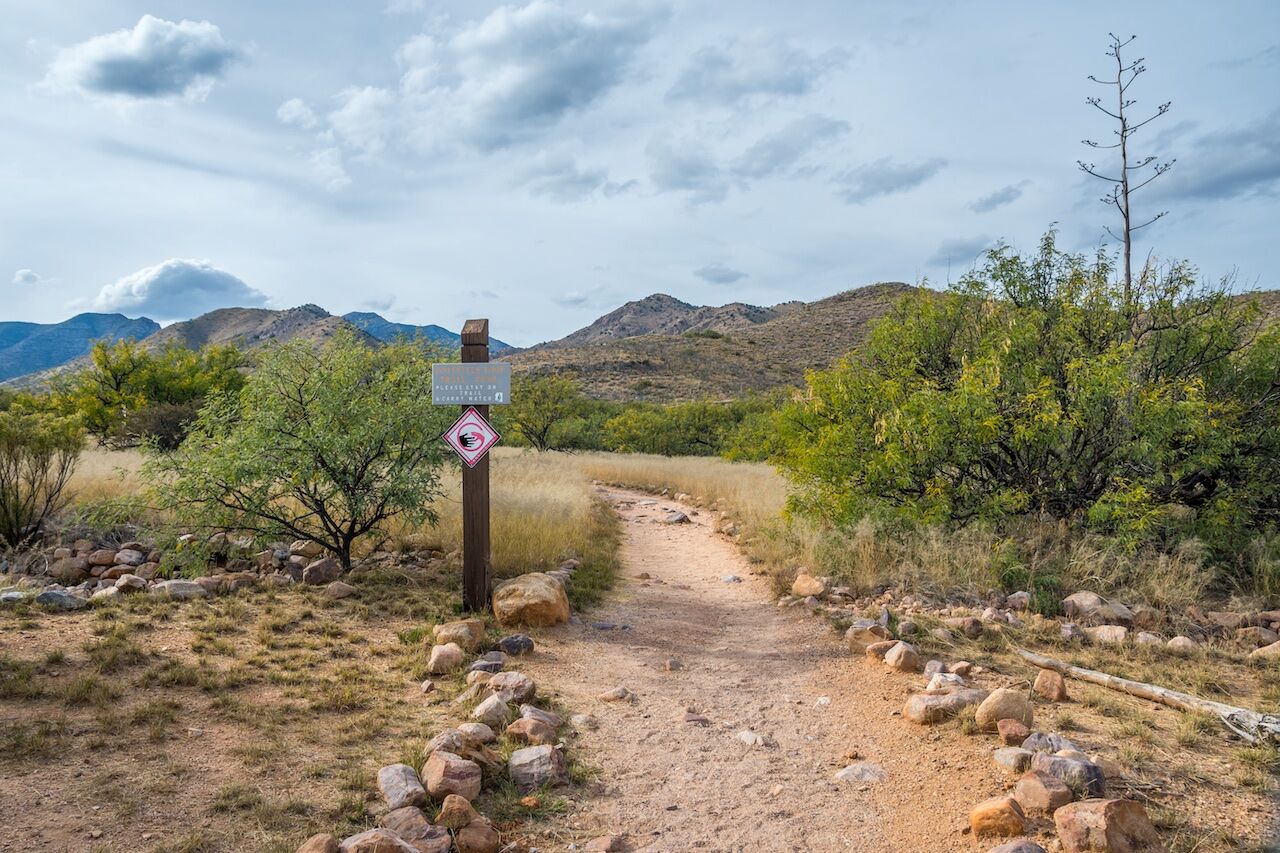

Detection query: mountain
(506, 283), (916, 401)
(0, 313), (159, 382)
(146, 304), (374, 350)
(344, 312), (512, 351)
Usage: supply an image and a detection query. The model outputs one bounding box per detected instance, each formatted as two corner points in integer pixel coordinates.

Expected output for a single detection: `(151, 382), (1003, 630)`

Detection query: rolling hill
(343, 312), (512, 351)
(0, 313), (159, 382)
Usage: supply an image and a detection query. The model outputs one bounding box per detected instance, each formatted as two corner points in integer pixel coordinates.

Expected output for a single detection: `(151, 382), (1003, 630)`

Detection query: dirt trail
(520, 488), (1002, 853)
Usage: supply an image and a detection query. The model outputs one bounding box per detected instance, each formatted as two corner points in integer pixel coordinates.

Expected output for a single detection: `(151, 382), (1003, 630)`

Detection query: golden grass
(67, 447), (146, 503)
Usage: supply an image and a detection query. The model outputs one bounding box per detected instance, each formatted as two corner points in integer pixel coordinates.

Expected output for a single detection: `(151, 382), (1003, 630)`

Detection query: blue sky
(2, 1), (1278, 346)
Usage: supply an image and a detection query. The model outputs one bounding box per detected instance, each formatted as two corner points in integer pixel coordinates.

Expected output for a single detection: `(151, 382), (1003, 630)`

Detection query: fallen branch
(1012, 646), (1280, 746)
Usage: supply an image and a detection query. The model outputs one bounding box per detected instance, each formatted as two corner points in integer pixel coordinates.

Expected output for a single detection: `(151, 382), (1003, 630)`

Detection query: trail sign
(458, 320), (494, 612)
(432, 363), (511, 405)
(443, 407), (501, 468)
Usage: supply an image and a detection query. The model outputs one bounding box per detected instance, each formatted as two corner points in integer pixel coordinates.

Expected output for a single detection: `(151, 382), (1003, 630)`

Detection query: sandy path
(520, 488), (1002, 853)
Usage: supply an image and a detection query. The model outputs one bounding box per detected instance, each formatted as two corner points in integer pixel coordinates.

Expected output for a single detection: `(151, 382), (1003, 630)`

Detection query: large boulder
(976, 687), (1034, 731)
(902, 688), (989, 724)
(48, 557), (90, 584)
(303, 556), (342, 585)
(34, 589), (88, 610)
(376, 763), (426, 810)
(1014, 770), (1074, 814)
(508, 744), (569, 791)
(379, 807), (451, 853)
(1063, 591), (1133, 626)
(492, 573), (570, 627)
(1054, 799), (1164, 852)
(791, 573), (825, 597)
(1030, 753), (1106, 798)
(844, 619), (891, 652)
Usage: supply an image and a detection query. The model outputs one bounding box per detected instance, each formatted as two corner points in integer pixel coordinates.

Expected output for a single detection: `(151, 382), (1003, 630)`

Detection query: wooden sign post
(459, 319), (491, 612)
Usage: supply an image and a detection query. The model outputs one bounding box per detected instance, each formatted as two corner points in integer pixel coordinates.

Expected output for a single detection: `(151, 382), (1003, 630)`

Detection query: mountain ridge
(0, 313), (160, 382)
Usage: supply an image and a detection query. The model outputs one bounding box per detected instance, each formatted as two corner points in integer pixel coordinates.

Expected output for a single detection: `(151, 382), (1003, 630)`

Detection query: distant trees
(53, 340), (245, 450)
(1078, 33), (1175, 304)
(604, 398), (775, 457)
(502, 375), (587, 452)
(147, 331), (454, 568)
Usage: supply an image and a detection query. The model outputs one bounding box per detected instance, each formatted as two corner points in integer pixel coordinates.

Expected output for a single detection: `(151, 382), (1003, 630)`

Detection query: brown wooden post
(459, 319), (491, 612)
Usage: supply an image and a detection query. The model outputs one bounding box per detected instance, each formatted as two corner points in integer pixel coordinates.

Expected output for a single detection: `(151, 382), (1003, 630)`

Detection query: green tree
(501, 375), (587, 451)
(775, 231), (1280, 567)
(0, 407), (83, 549)
(146, 331), (454, 568)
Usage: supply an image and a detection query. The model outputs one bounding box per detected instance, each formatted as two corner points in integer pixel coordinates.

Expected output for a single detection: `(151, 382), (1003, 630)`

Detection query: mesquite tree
(1078, 33), (1175, 306)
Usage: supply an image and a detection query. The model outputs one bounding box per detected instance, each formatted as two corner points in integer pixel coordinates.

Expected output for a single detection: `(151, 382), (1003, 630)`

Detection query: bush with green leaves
(146, 331), (455, 568)
(0, 407), (83, 550)
(774, 231), (1280, 589)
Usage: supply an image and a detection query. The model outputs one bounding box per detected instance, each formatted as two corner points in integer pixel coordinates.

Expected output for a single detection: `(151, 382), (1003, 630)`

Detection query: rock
(379, 807), (451, 853)
(224, 573), (256, 593)
(598, 686), (632, 702)
(927, 673), (966, 691)
(520, 704), (563, 728)
(661, 510), (690, 524)
(497, 634), (534, 656)
(883, 641), (922, 672)
(114, 548), (145, 567)
(486, 671), (536, 703)
(1014, 770), (1074, 814)
(1007, 591), (1031, 611)
(194, 575), (224, 595)
(48, 557), (90, 584)
(1249, 640), (1280, 660)
(454, 819), (500, 853)
(303, 556), (342, 585)
(297, 834), (340, 853)
(290, 539), (324, 558)
(945, 616), (985, 638)
(325, 580), (357, 599)
(456, 722), (496, 743)
(427, 643), (465, 675)
(1130, 631), (1160, 647)
(845, 619), (892, 652)
(86, 549), (118, 567)
(902, 688), (989, 724)
(585, 837), (626, 852)
(1030, 753), (1106, 798)
(976, 688), (1034, 731)
(92, 586), (121, 601)
(338, 829), (419, 853)
(569, 713), (596, 729)
(993, 747), (1033, 774)
(833, 761), (887, 784)
(986, 843), (1047, 853)
(508, 744), (569, 791)
(34, 589), (88, 610)
(468, 659), (503, 675)
(1022, 732), (1080, 754)
(1061, 623), (1087, 642)
(865, 640), (897, 661)
(472, 694), (511, 728)
(147, 579), (208, 600)
(898, 620), (918, 637)
(505, 717), (557, 745)
(791, 573), (825, 597)
(949, 660), (974, 677)
(1033, 669), (1069, 702)
(1064, 591), (1133, 626)
(135, 562), (161, 581)
(1206, 610), (1247, 630)
(1130, 604), (1164, 630)
(1165, 635), (1199, 655)
(492, 573), (570, 627)
(423, 750), (482, 801)
(970, 796), (1026, 838)
(1237, 626), (1280, 648)
(435, 793), (481, 830)
(721, 574), (742, 583)
(435, 618), (486, 651)
(377, 763), (427, 810)
(998, 718), (1032, 746)
(1054, 798), (1163, 852)
(1084, 625), (1128, 645)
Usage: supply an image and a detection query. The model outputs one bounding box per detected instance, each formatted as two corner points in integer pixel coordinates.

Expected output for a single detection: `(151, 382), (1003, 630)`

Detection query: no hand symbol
(443, 406), (501, 468)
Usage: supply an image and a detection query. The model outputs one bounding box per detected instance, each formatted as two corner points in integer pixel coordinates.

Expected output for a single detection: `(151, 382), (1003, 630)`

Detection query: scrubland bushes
(0, 402), (82, 549)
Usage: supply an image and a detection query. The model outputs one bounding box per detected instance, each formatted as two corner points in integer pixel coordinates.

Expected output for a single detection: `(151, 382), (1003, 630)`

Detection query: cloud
(277, 98), (319, 129)
(395, 1), (668, 151)
(1153, 110), (1280, 202)
(44, 15), (240, 100)
(1211, 45), (1279, 69)
(522, 154), (607, 201)
(328, 86), (396, 154)
(694, 263), (747, 285)
(646, 135), (729, 204)
(12, 269), (41, 286)
(553, 291), (591, 307)
(969, 182), (1026, 213)
(667, 35), (849, 106)
(309, 148), (351, 191)
(835, 157), (946, 204)
(733, 114), (850, 180)
(927, 235), (996, 268)
(94, 259), (267, 320)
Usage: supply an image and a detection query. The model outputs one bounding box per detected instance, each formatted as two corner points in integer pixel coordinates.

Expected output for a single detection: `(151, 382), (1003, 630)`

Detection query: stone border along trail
(518, 488), (1002, 852)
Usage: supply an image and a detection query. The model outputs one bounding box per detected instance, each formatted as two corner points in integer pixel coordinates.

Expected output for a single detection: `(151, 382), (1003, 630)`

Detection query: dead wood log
(1013, 646), (1280, 746)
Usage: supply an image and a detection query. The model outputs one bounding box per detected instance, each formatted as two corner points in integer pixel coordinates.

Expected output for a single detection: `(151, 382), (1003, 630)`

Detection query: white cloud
(44, 15), (240, 100)
(694, 263), (747, 285)
(277, 97), (319, 129)
(734, 114), (850, 180)
(970, 182), (1026, 213)
(94, 259), (267, 320)
(309, 148), (351, 191)
(835, 157), (946, 204)
(647, 134), (729, 204)
(12, 269), (41, 286)
(328, 86), (395, 154)
(667, 35), (849, 107)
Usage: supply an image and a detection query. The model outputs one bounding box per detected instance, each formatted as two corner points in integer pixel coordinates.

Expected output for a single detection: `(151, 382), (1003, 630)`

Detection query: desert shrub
(53, 340), (244, 449)
(146, 330), (455, 568)
(774, 231), (1280, 594)
(605, 397), (775, 456)
(0, 407), (83, 549)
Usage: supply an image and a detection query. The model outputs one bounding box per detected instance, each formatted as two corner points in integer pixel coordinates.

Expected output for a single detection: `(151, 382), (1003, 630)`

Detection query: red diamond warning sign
(443, 406), (501, 468)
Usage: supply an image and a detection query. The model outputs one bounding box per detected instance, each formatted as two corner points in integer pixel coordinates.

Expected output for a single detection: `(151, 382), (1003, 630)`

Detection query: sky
(2, 1), (1278, 346)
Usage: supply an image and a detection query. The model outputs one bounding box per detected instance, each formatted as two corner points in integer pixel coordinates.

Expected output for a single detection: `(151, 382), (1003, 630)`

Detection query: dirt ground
(517, 488), (1279, 853)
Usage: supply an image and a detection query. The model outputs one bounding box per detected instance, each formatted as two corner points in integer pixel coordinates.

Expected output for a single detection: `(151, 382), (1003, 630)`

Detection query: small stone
(456, 722), (496, 743)
(1054, 798), (1162, 852)
(1166, 635), (1199, 655)
(325, 580), (357, 599)
(497, 634), (534, 656)
(791, 573), (825, 597)
(898, 620), (918, 637)
(86, 549), (118, 567)
(1014, 770), (1074, 814)
(833, 761), (886, 784)
(35, 589), (89, 610)
(969, 796), (1026, 838)
(148, 579), (207, 600)
(434, 794), (480, 830)
(903, 688), (989, 724)
(505, 717), (557, 745)
(883, 641), (922, 672)
(1033, 669), (1069, 702)
(420, 679), (436, 694)
(290, 539), (324, 558)
(377, 763), (426, 810)
(664, 658), (682, 671)
(1061, 622), (1087, 642)
(423, 751), (482, 801)
(454, 819), (500, 853)
(945, 616), (984, 639)
(379, 807), (451, 853)
(949, 660), (974, 677)
(721, 574), (742, 583)
(114, 548), (145, 567)
(1134, 631), (1163, 647)
(585, 836), (626, 852)
(1006, 591), (1031, 611)
(998, 718), (1032, 746)
(427, 642), (465, 675)
(986, 843), (1047, 853)
(569, 713), (595, 729)
(302, 556), (342, 585)
(993, 747), (1033, 774)
(1084, 625), (1128, 645)
(337, 828), (418, 853)
(508, 744), (569, 791)
(1030, 753), (1106, 799)
(296, 834), (340, 853)
(598, 686), (632, 702)
(924, 659), (946, 676)
(472, 694), (511, 728)
(487, 671), (536, 703)
(845, 619), (892, 651)
(1022, 732), (1080, 754)
(435, 618), (486, 651)
(519, 704), (563, 728)
(976, 688), (1034, 731)
(865, 640), (897, 661)
(927, 672), (965, 691)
